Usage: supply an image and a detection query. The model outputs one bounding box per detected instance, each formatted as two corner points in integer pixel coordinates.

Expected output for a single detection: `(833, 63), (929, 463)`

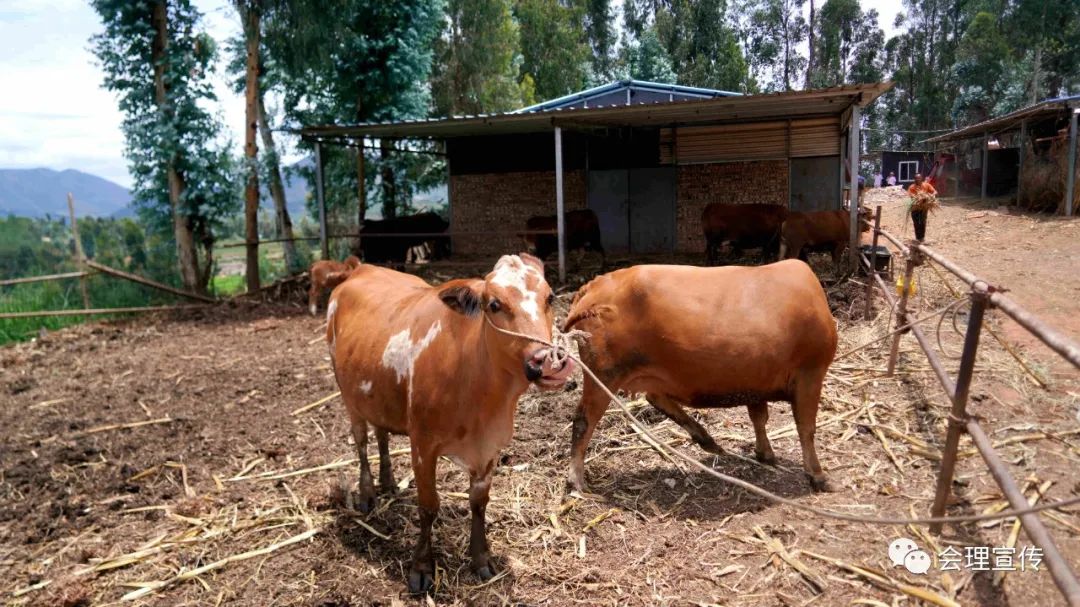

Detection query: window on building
(898, 160), (919, 182)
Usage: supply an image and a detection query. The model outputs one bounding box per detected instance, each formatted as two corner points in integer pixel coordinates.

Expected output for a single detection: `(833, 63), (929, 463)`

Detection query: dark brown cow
(308, 256), (360, 315)
(326, 254), (573, 593)
(522, 209), (605, 268)
(563, 261), (837, 493)
(701, 203), (787, 265)
(779, 208), (872, 265)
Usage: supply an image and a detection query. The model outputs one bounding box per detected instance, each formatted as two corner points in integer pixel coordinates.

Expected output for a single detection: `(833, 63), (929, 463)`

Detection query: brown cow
(522, 209), (605, 269)
(308, 256), (360, 315)
(563, 260), (838, 493)
(779, 207), (871, 265)
(326, 254), (574, 593)
(702, 203), (787, 265)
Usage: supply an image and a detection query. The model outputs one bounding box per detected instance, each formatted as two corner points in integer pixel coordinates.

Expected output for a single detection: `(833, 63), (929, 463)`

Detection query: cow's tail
(777, 220), (788, 259)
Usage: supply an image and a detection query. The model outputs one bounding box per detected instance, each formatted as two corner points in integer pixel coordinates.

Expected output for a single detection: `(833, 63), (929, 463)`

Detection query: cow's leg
(647, 393), (726, 456)
(408, 444), (439, 594)
(568, 377), (612, 494)
(351, 420), (376, 513)
(468, 459), (497, 580)
(792, 372), (834, 492)
(376, 427), (395, 492)
(747, 401), (776, 464)
(308, 283), (319, 316)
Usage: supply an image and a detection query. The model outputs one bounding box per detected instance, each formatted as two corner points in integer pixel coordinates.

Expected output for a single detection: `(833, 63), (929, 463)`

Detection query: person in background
(907, 173), (937, 242)
(873, 171), (882, 188)
(886, 171), (897, 187)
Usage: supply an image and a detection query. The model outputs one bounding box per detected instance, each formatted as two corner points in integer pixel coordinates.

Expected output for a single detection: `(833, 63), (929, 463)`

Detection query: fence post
(887, 246), (921, 375)
(67, 193), (91, 310)
(864, 205), (882, 319)
(929, 285), (989, 533)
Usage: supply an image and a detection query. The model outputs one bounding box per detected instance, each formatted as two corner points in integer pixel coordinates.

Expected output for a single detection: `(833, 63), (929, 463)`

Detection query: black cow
(522, 209), (605, 269)
(357, 212), (450, 263)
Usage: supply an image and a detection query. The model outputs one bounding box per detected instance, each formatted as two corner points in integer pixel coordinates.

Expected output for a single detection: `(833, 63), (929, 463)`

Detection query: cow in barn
(307, 256), (360, 315)
(562, 260), (838, 494)
(701, 203), (788, 265)
(358, 211), (450, 264)
(522, 209), (605, 270)
(326, 254), (574, 593)
(779, 207), (871, 266)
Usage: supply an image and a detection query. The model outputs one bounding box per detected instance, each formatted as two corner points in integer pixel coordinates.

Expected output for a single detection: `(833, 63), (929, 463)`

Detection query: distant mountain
(0, 168), (133, 218)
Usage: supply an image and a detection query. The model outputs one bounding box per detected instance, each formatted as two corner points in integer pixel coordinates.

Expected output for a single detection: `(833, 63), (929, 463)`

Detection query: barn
(924, 95), (1080, 213)
(301, 79), (893, 279)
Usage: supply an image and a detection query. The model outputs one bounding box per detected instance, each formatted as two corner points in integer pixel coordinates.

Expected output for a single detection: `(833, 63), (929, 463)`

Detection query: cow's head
(519, 231), (539, 256)
(344, 255), (361, 269)
(437, 253), (573, 390)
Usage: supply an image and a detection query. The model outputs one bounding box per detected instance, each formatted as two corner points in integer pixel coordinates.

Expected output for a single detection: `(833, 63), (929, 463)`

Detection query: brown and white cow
(308, 256), (360, 315)
(562, 260), (837, 493)
(779, 208), (871, 266)
(326, 254), (573, 593)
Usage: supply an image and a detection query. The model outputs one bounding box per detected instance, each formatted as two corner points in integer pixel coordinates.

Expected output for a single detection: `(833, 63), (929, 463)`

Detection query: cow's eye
(547, 293), (555, 306)
(488, 299), (501, 314)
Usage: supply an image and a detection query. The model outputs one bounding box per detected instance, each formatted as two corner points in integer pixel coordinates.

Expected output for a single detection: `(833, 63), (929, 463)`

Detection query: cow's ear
(438, 280), (482, 317)
(519, 252), (544, 273)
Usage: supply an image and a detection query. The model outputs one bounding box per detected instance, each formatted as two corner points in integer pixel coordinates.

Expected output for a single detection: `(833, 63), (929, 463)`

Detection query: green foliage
(740, 0), (808, 91)
(432, 0), (527, 115)
(809, 0), (884, 87)
(620, 27), (678, 83)
(574, 0), (618, 82)
(516, 0), (592, 101)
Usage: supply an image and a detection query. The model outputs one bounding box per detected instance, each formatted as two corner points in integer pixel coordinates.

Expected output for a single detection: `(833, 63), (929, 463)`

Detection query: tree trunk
(380, 139), (397, 220)
(356, 147), (367, 227)
(805, 0), (815, 89)
(151, 0), (203, 294)
(257, 93), (299, 274)
(242, 1), (261, 292)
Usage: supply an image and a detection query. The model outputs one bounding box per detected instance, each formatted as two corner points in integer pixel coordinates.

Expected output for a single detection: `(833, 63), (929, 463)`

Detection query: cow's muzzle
(524, 348), (576, 390)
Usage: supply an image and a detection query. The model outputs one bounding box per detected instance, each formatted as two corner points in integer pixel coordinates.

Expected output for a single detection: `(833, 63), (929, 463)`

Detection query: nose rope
(479, 312), (1080, 526)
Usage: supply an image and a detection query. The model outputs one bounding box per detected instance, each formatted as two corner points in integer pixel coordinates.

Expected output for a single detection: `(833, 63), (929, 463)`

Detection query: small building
(878, 150), (934, 186)
(924, 95), (1080, 214)
(301, 79), (892, 278)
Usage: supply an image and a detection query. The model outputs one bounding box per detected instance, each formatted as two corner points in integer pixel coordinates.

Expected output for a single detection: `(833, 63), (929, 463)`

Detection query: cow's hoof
(473, 560), (497, 581)
(755, 450), (777, 465)
(809, 475), (836, 493)
(407, 567), (435, 595)
(356, 491), (377, 514)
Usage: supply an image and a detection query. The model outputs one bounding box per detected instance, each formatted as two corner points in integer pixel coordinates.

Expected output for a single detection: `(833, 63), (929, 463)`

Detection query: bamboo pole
(67, 193), (91, 309)
(84, 260), (216, 303)
(0, 305), (208, 319)
(0, 271), (95, 287)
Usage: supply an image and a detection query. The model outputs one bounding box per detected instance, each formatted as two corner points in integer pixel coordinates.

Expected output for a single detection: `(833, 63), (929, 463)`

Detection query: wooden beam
(1066, 109), (1078, 216)
(848, 105), (861, 271)
(67, 193), (91, 309)
(84, 260), (217, 303)
(1017, 119), (1027, 204)
(981, 132), (989, 202)
(0, 305), (209, 320)
(0, 271), (95, 287)
(555, 127), (566, 283)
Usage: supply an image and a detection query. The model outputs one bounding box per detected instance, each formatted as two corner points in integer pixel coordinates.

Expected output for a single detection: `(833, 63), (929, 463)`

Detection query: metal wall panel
(660, 117), (841, 164)
(587, 169), (630, 253)
(629, 167), (676, 253)
(790, 156), (841, 212)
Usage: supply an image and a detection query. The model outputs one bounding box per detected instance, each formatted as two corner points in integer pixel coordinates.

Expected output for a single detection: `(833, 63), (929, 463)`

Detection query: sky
(0, 0), (905, 190)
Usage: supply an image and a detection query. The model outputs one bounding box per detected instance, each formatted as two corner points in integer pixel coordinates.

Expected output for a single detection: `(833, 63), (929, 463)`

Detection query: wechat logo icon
(889, 537), (932, 575)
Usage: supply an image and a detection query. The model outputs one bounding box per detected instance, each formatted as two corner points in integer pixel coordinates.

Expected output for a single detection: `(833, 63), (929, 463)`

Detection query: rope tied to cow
(481, 311), (1080, 527)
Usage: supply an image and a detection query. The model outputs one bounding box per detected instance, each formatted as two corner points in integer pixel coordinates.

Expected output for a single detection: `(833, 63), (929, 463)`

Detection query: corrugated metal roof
(513, 79), (739, 113)
(925, 95), (1080, 145)
(299, 82), (893, 142)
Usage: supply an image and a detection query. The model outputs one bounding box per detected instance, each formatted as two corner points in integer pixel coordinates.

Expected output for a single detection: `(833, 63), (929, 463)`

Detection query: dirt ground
(2, 200), (1079, 607)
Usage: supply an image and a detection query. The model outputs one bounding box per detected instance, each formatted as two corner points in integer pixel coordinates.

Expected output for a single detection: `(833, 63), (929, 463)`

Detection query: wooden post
(887, 248), (921, 376)
(863, 205), (882, 319)
(66, 193), (90, 309)
(1017, 119), (1027, 204)
(1066, 109), (1078, 216)
(242, 2), (261, 293)
(555, 127), (566, 283)
(981, 132), (989, 202)
(315, 141), (329, 260)
(848, 104), (861, 271)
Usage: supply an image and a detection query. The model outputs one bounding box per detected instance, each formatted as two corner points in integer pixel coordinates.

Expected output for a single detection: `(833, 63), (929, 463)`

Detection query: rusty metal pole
(887, 247), (921, 375)
(864, 205), (882, 319)
(928, 286), (989, 533)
